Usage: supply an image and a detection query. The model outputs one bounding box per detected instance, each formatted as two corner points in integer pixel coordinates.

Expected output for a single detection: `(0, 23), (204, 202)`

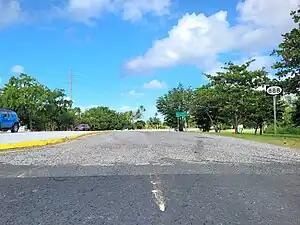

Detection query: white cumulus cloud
(205, 54), (276, 76)
(143, 79), (165, 89)
(238, 55), (276, 72)
(11, 65), (24, 74)
(121, 89), (144, 97)
(67, 0), (171, 23)
(67, 0), (113, 24)
(125, 0), (299, 73)
(237, 0), (298, 27)
(129, 89), (144, 96)
(0, 0), (171, 27)
(122, 0), (171, 21)
(0, 0), (24, 27)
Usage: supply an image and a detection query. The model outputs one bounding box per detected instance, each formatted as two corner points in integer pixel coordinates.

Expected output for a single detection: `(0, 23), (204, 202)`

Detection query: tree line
(0, 74), (165, 131)
(156, 8), (300, 135)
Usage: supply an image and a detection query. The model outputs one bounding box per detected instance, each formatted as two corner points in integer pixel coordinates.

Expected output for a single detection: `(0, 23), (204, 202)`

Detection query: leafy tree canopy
(272, 8), (300, 94)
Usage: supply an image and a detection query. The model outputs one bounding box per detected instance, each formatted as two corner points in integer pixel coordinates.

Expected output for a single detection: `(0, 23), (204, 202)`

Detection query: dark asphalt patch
(1, 172), (299, 225)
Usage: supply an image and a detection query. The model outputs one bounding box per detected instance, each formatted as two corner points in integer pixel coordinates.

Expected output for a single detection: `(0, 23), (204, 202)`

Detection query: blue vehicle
(0, 108), (20, 133)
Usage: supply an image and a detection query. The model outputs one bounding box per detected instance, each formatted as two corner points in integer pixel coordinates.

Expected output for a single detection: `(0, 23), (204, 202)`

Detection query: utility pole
(70, 69), (73, 101)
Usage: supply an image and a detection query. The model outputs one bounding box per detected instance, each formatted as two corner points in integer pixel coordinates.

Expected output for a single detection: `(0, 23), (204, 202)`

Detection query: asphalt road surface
(1, 131), (300, 225)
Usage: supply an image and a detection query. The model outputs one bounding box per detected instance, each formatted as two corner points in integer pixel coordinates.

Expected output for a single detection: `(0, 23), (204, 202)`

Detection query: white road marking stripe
(141, 132), (167, 212)
(150, 174), (166, 212)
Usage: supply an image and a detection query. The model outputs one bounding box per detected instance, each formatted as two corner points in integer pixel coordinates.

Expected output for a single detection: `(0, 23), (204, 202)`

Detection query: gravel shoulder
(1, 131), (299, 167)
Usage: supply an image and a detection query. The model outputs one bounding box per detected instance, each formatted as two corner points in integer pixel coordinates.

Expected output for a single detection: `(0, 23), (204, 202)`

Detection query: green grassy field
(202, 131), (300, 149)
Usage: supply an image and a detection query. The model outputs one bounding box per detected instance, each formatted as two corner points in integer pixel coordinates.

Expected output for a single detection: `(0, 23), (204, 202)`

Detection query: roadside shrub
(159, 125), (169, 129)
(264, 126), (300, 135)
(134, 120), (146, 129)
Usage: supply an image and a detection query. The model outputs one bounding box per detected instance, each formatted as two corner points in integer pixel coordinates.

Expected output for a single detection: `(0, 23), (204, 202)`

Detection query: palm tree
(135, 105), (146, 120)
(139, 105), (146, 113)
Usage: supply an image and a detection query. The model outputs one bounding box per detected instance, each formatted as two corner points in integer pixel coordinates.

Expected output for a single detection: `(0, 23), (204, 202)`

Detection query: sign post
(266, 86), (283, 135)
(273, 95), (277, 135)
(176, 112), (188, 132)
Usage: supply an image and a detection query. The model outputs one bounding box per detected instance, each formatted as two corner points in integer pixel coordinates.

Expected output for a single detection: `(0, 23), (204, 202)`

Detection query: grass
(201, 130), (300, 149)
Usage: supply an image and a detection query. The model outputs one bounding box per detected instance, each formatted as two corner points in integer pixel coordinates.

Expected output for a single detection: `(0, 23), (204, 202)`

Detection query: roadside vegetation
(156, 8), (300, 143)
(206, 132), (300, 149)
(0, 76), (166, 131)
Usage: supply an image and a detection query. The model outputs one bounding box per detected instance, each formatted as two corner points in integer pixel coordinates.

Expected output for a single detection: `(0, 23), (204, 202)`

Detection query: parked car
(0, 108), (20, 133)
(74, 124), (90, 131)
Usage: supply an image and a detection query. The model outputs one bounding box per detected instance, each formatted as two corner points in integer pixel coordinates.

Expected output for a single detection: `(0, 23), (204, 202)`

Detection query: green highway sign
(176, 111), (188, 118)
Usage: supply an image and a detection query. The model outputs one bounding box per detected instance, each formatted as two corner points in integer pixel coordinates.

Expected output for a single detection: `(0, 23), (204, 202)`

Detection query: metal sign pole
(273, 95), (277, 135)
(176, 111), (187, 132)
(266, 85), (282, 135)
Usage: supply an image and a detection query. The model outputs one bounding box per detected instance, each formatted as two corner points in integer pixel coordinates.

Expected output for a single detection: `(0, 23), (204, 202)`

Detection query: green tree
(272, 8), (300, 94)
(80, 106), (134, 131)
(1, 74), (48, 130)
(147, 116), (161, 129)
(292, 97), (300, 126)
(43, 88), (73, 130)
(81, 107), (116, 130)
(135, 105), (146, 120)
(156, 83), (193, 129)
(69, 107), (82, 125)
(246, 91), (285, 135)
(123, 110), (134, 129)
(193, 85), (225, 132)
(205, 61), (269, 133)
(56, 111), (75, 131)
(272, 8), (300, 127)
(116, 112), (134, 130)
(0, 73), (140, 131)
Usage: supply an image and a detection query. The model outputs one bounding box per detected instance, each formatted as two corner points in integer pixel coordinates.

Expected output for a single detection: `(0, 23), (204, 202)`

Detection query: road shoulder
(0, 131), (106, 151)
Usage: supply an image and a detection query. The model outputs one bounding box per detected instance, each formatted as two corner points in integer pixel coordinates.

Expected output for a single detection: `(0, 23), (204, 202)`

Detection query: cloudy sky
(0, 0), (299, 118)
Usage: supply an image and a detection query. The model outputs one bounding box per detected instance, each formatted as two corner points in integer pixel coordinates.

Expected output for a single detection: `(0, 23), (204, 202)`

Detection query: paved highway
(1, 131), (300, 225)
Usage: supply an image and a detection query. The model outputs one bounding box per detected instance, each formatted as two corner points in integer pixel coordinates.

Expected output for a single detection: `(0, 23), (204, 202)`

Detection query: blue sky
(0, 0), (298, 119)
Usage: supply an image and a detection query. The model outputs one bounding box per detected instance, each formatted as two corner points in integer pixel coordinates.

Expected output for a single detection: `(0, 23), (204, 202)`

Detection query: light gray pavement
(0, 131), (300, 225)
(1, 131), (299, 166)
(0, 131), (93, 144)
